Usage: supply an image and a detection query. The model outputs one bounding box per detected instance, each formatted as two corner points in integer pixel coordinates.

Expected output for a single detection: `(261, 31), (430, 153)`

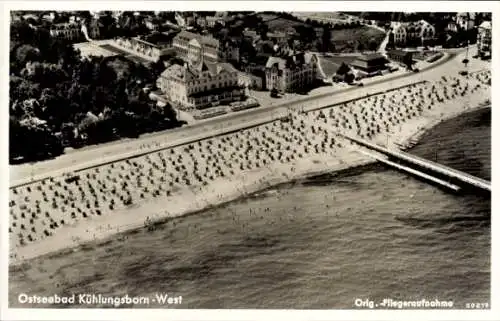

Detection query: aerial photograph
(7, 9), (491, 310)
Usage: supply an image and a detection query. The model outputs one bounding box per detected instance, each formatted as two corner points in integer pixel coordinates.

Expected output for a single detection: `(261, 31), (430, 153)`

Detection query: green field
(266, 17), (309, 30)
(330, 26), (385, 53)
(257, 13), (309, 31)
(319, 55), (359, 77)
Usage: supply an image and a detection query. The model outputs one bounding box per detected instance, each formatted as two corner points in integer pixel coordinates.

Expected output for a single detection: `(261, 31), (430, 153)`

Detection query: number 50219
(465, 302), (489, 309)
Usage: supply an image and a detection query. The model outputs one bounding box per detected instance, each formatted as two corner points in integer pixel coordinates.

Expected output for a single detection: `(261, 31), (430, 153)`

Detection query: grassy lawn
(330, 26), (385, 53)
(319, 56), (359, 78)
(319, 60), (341, 78)
(294, 12), (344, 19)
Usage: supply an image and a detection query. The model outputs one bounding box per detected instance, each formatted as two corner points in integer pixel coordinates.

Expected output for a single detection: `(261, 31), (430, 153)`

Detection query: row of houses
(391, 14), (492, 57)
(156, 28), (324, 110)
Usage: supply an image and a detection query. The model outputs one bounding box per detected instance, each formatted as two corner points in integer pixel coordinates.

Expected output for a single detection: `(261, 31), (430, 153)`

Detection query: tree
(368, 38), (378, 52)
(321, 25), (331, 52)
(257, 23), (269, 40)
(387, 32), (395, 49)
(15, 44), (41, 67)
(403, 53), (414, 70)
(10, 77), (40, 103)
(8, 23), (185, 165)
(9, 117), (63, 162)
(345, 72), (355, 84)
(336, 62), (351, 76)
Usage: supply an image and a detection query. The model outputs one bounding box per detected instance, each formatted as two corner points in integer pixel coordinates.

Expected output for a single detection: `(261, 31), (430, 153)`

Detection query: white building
(477, 21), (492, 57)
(173, 31), (220, 63)
(157, 51), (244, 109)
(392, 22), (408, 45)
(265, 52), (319, 93)
(49, 23), (82, 41)
(446, 21), (458, 33)
(391, 20), (435, 47)
(456, 12), (475, 30)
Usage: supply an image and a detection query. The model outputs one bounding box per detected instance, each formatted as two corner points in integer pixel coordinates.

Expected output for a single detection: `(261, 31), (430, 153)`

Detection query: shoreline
(10, 94), (491, 267)
(395, 102), (491, 151)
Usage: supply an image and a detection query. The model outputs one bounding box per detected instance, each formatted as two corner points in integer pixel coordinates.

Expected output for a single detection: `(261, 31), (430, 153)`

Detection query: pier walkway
(339, 133), (491, 192)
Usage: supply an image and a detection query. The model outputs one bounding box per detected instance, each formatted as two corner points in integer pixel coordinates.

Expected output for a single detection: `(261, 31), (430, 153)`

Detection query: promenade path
(10, 47), (472, 187)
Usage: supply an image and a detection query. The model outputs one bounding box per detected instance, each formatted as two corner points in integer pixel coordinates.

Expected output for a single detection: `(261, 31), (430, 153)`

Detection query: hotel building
(264, 52), (319, 93)
(157, 48), (245, 110)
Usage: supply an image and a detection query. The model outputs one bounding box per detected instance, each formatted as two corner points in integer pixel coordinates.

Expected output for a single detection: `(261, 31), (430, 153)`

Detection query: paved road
(10, 48), (467, 186)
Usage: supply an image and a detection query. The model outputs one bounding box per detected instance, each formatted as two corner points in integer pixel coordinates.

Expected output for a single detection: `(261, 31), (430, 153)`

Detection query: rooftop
(265, 52), (317, 69)
(356, 53), (386, 61)
(174, 30), (219, 48)
(160, 61), (238, 81)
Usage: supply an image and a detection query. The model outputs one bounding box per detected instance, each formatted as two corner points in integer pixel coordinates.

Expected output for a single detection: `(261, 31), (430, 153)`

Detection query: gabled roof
(161, 61), (237, 82)
(265, 52), (317, 70)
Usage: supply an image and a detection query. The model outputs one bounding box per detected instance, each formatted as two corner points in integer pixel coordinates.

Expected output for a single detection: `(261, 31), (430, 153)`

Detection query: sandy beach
(9, 62), (491, 265)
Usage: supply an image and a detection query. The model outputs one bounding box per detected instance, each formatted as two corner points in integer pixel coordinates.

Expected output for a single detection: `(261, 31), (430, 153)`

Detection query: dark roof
(357, 53), (385, 61)
(265, 52), (317, 70)
(387, 49), (412, 57)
